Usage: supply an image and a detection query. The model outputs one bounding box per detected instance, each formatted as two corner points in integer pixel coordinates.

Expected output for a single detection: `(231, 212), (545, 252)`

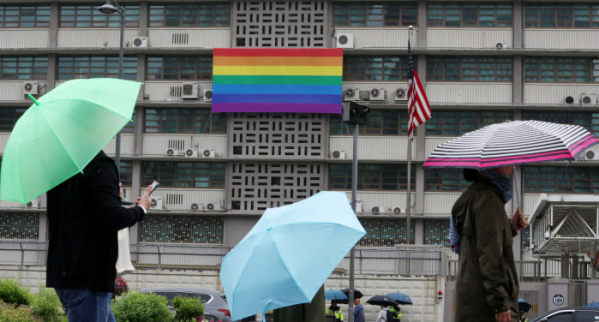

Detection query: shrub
(0, 278), (30, 307)
(173, 296), (204, 322)
(29, 285), (65, 322)
(0, 300), (42, 322)
(113, 278), (129, 297)
(111, 291), (173, 322)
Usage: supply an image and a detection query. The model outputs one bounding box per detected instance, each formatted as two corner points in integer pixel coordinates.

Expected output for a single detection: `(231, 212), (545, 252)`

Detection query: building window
(333, 2), (418, 27)
(428, 2), (513, 27)
(525, 4), (599, 28)
(121, 111), (135, 134)
(330, 110), (408, 136)
(0, 213), (39, 240)
(149, 3), (231, 27)
(424, 220), (450, 246)
(329, 164), (415, 191)
(138, 215), (223, 244)
(0, 5), (50, 28)
(57, 56), (138, 80)
(144, 109), (227, 134)
(119, 161), (133, 187)
(60, 5), (140, 27)
(425, 168), (470, 191)
(359, 219), (414, 246)
(426, 110), (513, 136)
(0, 57), (48, 80)
(524, 166), (599, 193)
(147, 56), (213, 80)
(524, 111), (599, 137)
(343, 56), (409, 81)
(427, 56), (513, 82)
(143, 162), (226, 188)
(0, 107), (26, 132)
(524, 57), (593, 83)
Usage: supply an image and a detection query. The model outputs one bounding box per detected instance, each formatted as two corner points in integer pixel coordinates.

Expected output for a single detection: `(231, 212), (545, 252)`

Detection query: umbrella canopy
(0, 78), (141, 204)
(325, 290), (348, 301)
(424, 120), (599, 169)
(386, 292), (412, 305)
(585, 302), (599, 308)
(366, 295), (398, 307)
(219, 191), (366, 321)
(518, 298), (532, 313)
(337, 288), (363, 304)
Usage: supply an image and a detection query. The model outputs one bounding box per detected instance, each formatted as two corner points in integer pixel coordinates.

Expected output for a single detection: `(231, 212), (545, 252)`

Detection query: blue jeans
(55, 289), (116, 322)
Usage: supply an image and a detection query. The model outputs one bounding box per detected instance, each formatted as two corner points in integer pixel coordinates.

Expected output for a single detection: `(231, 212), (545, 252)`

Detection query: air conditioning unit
(190, 202), (203, 211)
(565, 94), (580, 106)
(150, 196), (163, 210)
(23, 81), (38, 95)
(336, 33), (354, 49)
(203, 89), (213, 101)
(133, 37), (148, 48)
(359, 90), (370, 100)
(202, 149), (215, 158)
(166, 148), (182, 156)
(26, 200), (38, 209)
(182, 82), (199, 99)
(184, 148), (198, 157)
(370, 88), (386, 101)
(395, 88), (407, 101)
(584, 148), (599, 160)
(371, 206), (385, 215)
(204, 201), (223, 212)
(331, 150), (346, 159)
(350, 200), (363, 214)
(344, 88), (360, 101)
(495, 42), (508, 49)
(392, 207), (405, 215)
(581, 94), (597, 106)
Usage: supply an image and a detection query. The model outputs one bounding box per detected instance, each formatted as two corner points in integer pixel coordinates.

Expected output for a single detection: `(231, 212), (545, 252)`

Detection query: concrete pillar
(513, 55), (523, 105)
(46, 54), (57, 92)
(513, 1), (523, 49)
(138, 2), (149, 37)
(417, 1), (427, 47)
(414, 219), (424, 245)
(48, 2), (59, 48)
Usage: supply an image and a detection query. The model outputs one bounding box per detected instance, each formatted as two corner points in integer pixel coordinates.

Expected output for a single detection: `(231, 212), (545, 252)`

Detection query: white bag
(116, 228), (135, 276)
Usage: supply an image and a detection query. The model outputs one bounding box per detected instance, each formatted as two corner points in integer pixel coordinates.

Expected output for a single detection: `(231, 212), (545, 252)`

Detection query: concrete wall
(0, 265), (444, 322)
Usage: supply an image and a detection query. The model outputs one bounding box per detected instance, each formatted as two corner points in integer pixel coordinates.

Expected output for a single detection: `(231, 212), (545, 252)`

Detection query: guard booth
(529, 194), (599, 310)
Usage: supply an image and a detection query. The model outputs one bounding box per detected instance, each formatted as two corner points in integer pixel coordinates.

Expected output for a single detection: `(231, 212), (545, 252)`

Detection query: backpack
(386, 309), (399, 322)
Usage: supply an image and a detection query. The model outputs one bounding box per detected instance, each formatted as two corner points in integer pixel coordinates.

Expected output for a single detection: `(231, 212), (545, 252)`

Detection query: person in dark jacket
(452, 167), (527, 322)
(273, 285), (326, 322)
(46, 150), (151, 322)
(353, 297), (365, 322)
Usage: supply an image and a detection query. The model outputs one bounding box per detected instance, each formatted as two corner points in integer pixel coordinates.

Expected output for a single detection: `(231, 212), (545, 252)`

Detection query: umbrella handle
(513, 166), (520, 210)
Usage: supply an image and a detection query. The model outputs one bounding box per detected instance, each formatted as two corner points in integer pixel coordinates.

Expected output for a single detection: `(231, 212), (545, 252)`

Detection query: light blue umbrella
(220, 191), (366, 321)
(585, 301), (599, 308)
(325, 290), (348, 301)
(386, 292), (413, 305)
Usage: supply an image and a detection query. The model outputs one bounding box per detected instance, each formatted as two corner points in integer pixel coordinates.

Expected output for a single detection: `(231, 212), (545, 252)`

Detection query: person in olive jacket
(450, 166), (527, 322)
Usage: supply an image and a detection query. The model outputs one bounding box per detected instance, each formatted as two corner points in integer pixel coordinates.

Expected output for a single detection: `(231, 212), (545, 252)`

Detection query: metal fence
(0, 241), (444, 275)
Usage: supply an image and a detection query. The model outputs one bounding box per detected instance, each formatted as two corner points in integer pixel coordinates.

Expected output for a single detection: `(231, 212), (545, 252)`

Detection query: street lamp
(97, 0), (126, 173)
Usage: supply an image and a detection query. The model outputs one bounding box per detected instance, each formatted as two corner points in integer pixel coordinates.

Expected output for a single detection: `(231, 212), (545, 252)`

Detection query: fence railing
(0, 242), (444, 275)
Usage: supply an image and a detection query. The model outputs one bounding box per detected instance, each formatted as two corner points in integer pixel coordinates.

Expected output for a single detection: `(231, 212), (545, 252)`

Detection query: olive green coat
(273, 285), (326, 322)
(452, 178), (520, 322)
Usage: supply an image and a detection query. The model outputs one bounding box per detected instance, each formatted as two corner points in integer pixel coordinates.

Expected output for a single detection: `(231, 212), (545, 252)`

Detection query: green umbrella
(0, 78), (142, 204)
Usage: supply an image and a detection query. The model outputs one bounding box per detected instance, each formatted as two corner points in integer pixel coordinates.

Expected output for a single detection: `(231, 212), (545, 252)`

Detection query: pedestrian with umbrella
(0, 79), (152, 322)
(325, 290), (347, 322)
(366, 296), (399, 322)
(518, 298), (531, 322)
(386, 292), (412, 321)
(424, 121), (599, 322)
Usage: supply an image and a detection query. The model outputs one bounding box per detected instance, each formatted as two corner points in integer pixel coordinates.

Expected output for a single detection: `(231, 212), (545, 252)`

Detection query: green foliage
(0, 300), (42, 322)
(0, 278), (31, 307)
(173, 296), (204, 322)
(111, 291), (173, 322)
(29, 285), (65, 322)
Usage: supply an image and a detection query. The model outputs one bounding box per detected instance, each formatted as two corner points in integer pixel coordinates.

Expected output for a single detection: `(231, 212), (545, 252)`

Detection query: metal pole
(348, 123), (359, 322)
(114, 3), (125, 175)
(405, 27), (413, 245)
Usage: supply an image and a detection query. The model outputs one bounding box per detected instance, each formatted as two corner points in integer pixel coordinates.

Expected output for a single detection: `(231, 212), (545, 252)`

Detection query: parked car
(141, 287), (232, 322)
(530, 307), (599, 322)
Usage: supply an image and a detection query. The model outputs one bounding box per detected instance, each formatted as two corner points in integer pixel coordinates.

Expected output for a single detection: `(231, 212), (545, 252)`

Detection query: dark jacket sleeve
(472, 192), (509, 313)
(89, 158), (145, 231)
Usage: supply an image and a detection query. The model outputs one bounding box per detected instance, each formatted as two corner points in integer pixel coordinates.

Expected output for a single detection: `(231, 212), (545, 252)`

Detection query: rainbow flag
(212, 48), (343, 114)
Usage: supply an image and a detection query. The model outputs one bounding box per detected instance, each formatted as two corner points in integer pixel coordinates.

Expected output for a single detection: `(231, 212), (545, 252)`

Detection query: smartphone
(150, 181), (159, 196)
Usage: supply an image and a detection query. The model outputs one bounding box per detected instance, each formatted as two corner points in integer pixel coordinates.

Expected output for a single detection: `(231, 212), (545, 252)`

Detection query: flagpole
(405, 26), (413, 245)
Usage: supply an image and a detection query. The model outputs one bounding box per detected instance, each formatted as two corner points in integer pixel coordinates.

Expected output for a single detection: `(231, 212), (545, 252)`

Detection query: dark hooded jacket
(452, 176), (519, 322)
(46, 151), (145, 292)
(273, 285), (326, 322)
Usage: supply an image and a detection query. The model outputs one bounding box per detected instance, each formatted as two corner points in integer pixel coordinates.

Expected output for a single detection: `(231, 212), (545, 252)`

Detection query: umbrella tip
(28, 94), (39, 106)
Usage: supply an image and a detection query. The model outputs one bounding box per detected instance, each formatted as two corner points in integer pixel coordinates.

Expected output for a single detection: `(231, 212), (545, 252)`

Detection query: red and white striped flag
(407, 39), (431, 141)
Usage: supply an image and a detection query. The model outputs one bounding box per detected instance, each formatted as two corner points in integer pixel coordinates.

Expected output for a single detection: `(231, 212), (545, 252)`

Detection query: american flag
(407, 39), (431, 141)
